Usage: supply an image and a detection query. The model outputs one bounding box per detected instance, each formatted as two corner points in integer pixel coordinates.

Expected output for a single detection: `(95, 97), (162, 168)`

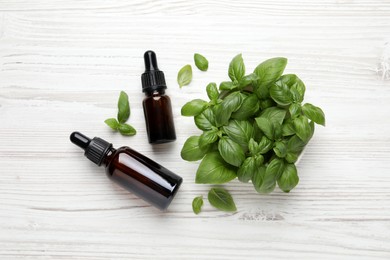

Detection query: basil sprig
(181, 54), (326, 214)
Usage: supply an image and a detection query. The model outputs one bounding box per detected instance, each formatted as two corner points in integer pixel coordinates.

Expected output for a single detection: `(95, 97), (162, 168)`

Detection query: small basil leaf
(105, 118), (119, 130)
(254, 154), (264, 167)
(195, 152), (237, 184)
(194, 53), (209, 71)
(192, 196), (204, 214)
(253, 57), (287, 89)
(248, 138), (260, 155)
(289, 103), (302, 118)
(218, 137), (246, 167)
(259, 107), (287, 126)
(181, 136), (207, 162)
(260, 158), (285, 193)
(275, 74), (306, 103)
(255, 117), (274, 139)
(199, 129), (219, 150)
(277, 163), (299, 193)
(282, 120), (296, 136)
(208, 187), (237, 212)
(219, 81), (236, 91)
(302, 103), (326, 126)
(223, 120), (254, 149)
(214, 92), (243, 127)
(285, 152), (299, 163)
(237, 157), (256, 183)
(293, 115), (312, 142)
(194, 107), (215, 131)
(238, 73), (257, 88)
(228, 54), (245, 82)
(257, 136), (273, 154)
(259, 99), (275, 110)
(270, 81), (293, 106)
(118, 123), (136, 136)
(252, 166), (266, 193)
(206, 82), (219, 101)
(231, 94), (260, 120)
(181, 99), (208, 116)
(287, 135), (306, 153)
(117, 91), (130, 124)
(177, 64), (192, 88)
(273, 141), (287, 158)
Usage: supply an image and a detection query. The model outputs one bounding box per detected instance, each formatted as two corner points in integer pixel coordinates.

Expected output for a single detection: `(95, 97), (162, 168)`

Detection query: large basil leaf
(181, 99), (208, 116)
(218, 137), (246, 167)
(253, 57), (287, 89)
(194, 107), (215, 131)
(259, 107), (286, 125)
(195, 152), (237, 184)
(231, 94), (260, 120)
(237, 157), (256, 183)
(302, 103), (325, 126)
(181, 136), (207, 161)
(223, 119), (254, 149)
(208, 187), (237, 212)
(277, 163), (299, 192)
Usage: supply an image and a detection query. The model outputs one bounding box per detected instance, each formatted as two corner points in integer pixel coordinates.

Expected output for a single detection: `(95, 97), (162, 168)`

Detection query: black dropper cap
(70, 132), (112, 166)
(141, 50), (167, 93)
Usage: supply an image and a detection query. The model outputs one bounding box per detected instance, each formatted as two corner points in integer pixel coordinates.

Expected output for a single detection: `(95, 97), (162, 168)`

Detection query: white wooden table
(1, 1), (390, 259)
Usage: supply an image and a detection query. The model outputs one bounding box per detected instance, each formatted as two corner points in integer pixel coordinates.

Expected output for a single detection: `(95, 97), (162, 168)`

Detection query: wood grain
(0, 1), (390, 259)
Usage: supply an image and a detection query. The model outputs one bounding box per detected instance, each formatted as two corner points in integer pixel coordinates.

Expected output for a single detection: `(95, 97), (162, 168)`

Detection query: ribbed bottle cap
(141, 50), (167, 93)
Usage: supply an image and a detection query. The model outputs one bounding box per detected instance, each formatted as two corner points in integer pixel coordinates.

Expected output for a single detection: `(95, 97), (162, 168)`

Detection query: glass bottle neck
(145, 89), (165, 97)
(102, 147), (117, 166)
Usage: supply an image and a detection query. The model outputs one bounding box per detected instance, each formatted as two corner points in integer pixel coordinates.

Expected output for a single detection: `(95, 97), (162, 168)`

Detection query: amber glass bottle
(70, 132), (182, 210)
(141, 50), (176, 144)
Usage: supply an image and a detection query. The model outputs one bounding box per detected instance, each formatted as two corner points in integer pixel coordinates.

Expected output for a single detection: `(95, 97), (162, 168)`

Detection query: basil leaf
(293, 115), (312, 142)
(181, 99), (208, 116)
(275, 74), (305, 103)
(117, 91), (130, 124)
(273, 141), (287, 158)
(277, 163), (299, 193)
(218, 137), (246, 167)
(260, 158), (285, 193)
(118, 123), (136, 136)
(195, 152), (237, 184)
(231, 94), (260, 120)
(219, 81), (235, 91)
(105, 118), (119, 130)
(199, 128), (219, 150)
(192, 196), (204, 214)
(285, 152), (299, 163)
(289, 103), (302, 118)
(254, 154), (264, 167)
(287, 135), (306, 153)
(206, 82), (219, 101)
(259, 107), (286, 126)
(177, 64), (192, 88)
(282, 120), (295, 136)
(237, 156), (256, 183)
(208, 187), (237, 212)
(181, 136), (207, 161)
(214, 92), (243, 127)
(253, 80), (270, 99)
(259, 99), (275, 110)
(228, 54), (245, 83)
(194, 107), (215, 131)
(194, 53), (209, 71)
(257, 136), (273, 154)
(223, 120), (254, 149)
(270, 81), (293, 106)
(248, 138), (260, 155)
(252, 166), (266, 193)
(238, 73), (257, 88)
(302, 103), (325, 126)
(253, 57), (287, 89)
(255, 117), (274, 139)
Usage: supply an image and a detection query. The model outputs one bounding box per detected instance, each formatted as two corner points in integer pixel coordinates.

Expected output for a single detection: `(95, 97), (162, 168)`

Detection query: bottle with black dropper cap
(70, 132), (182, 210)
(141, 50), (176, 144)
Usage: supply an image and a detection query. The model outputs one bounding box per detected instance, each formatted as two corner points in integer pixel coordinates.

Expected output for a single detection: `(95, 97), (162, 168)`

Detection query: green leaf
(282, 120), (295, 136)
(289, 103), (302, 118)
(208, 187), (237, 212)
(231, 94), (260, 120)
(293, 115), (312, 142)
(259, 99), (275, 110)
(302, 103), (325, 126)
(252, 166), (266, 193)
(238, 73), (257, 88)
(219, 81), (236, 91)
(260, 158), (285, 193)
(285, 152), (299, 163)
(218, 137), (246, 167)
(248, 138), (260, 155)
(181, 99), (208, 116)
(228, 54), (245, 82)
(259, 107), (286, 126)
(194, 53), (209, 71)
(195, 152), (237, 184)
(273, 141), (287, 158)
(255, 117), (274, 139)
(192, 196), (204, 214)
(287, 135), (306, 153)
(223, 119), (254, 149)
(105, 118), (120, 130)
(277, 163), (299, 192)
(257, 136), (273, 154)
(177, 64), (192, 88)
(194, 107), (215, 131)
(275, 74), (305, 103)
(237, 157), (256, 183)
(214, 92), (243, 127)
(253, 57), (288, 89)
(118, 123), (136, 136)
(270, 81), (293, 106)
(117, 91), (130, 124)
(181, 136), (207, 161)
(199, 128), (219, 150)
(206, 82), (219, 101)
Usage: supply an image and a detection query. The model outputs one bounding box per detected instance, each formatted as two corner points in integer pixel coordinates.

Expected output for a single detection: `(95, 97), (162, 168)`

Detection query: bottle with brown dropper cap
(141, 50), (176, 144)
(70, 132), (182, 210)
